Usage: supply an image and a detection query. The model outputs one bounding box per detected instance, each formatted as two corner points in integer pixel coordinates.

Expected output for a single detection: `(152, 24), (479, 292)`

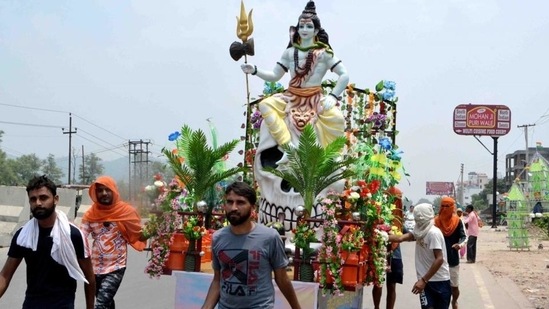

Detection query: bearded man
(0, 175), (95, 308)
(81, 175), (147, 309)
(202, 182), (301, 309)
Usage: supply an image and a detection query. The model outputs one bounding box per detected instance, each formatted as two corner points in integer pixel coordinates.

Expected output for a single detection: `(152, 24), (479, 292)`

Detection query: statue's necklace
(294, 47), (314, 78)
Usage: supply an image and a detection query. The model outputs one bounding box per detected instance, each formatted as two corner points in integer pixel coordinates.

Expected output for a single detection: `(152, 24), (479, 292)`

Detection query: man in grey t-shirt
(202, 182), (301, 309)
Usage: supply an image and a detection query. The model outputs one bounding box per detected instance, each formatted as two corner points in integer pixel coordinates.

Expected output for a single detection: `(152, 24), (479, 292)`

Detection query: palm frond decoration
(163, 125), (245, 210)
(264, 124), (356, 215)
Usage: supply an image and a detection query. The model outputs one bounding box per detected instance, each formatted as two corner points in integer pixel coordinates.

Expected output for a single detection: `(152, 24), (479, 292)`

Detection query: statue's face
(298, 19), (318, 40)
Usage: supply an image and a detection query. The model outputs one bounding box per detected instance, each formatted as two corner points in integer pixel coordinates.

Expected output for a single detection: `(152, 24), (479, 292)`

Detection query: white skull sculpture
(254, 119), (344, 232)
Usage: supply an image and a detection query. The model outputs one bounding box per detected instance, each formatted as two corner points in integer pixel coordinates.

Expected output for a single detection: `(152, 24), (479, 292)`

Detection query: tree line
(0, 130), (104, 186)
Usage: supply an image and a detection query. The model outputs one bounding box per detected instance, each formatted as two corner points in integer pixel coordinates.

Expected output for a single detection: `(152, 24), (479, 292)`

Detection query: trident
(230, 0), (255, 104)
(229, 1), (256, 180)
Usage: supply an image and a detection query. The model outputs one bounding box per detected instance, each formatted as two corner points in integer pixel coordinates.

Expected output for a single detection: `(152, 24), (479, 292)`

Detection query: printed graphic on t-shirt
(84, 222), (127, 273)
(418, 238), (426, 248)
(219, 249), (261, 297)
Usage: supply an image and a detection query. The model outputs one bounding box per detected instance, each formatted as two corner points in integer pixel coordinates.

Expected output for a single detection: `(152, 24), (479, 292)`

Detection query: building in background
(505, 146), (549, 188)
(456, 172), (488, 206)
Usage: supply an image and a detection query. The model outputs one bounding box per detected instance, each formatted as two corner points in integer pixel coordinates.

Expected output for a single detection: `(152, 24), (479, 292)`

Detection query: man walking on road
(435, 197), (467, 309)
(389, 203), (451, 309)
(0, 175), (95, 309)
(81, 176), (147, 309)
(202, 181), (301, 309)
(463, 205), (480, 263)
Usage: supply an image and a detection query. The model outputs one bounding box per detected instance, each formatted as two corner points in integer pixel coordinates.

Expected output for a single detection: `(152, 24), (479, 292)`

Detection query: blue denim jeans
(419, 280), (451, 309)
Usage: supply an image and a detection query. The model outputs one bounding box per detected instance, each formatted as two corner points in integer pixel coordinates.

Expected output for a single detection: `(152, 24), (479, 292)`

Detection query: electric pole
(81, 145), (85, 184)
(128, 139), (151, 202)
(62, 113), (77, 185)
(517, 124), (535, 185)
(459, 163), (464, 206)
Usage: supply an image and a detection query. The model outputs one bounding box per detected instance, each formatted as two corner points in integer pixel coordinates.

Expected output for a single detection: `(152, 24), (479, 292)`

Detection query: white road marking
(472, 264), (495, 309)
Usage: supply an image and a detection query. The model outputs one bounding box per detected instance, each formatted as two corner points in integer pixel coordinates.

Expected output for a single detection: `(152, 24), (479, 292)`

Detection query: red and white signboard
(426, 182), (455, 196)
(453, 104), (511, 136)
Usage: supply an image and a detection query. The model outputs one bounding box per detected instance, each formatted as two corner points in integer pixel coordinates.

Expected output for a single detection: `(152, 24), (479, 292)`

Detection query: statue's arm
(241, 49), (290, 82)
(326, 54), (349, 97)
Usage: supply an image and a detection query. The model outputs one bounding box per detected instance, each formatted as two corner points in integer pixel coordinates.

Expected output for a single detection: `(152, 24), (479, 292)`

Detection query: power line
(0, 102), (67, 114)
(78, 128), (126, 152)
(1, 146), (25, 157)
(0, 118), (126, 157)
(534, 107), (549, 125)
(0, 120), (63, 129)
(0, 102), (128, 143)
(72, 113), (128, 141)
(93, 144), (127, 155)
(75, 134), (127, 157)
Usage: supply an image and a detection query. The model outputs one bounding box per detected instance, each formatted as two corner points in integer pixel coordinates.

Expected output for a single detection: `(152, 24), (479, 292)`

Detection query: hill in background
(55, 156), (161, 184)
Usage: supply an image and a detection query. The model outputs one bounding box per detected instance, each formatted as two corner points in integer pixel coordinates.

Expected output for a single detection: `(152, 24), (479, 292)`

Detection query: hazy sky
(1, 0), (548, 203)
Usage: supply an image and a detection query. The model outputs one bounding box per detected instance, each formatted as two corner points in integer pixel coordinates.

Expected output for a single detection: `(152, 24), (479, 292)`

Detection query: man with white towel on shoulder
(0, 175), (95, 309)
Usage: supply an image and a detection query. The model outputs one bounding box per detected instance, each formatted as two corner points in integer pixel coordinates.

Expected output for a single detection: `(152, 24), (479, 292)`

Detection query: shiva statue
(241, 1), (348, 231)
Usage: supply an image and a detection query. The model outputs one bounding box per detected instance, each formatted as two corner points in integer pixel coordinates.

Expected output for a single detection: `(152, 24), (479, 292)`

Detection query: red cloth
(83, 176), (146, 251)
(434, 196), (460, 237)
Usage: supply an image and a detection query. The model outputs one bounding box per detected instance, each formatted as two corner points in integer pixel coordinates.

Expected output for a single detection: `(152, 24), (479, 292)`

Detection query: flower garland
(291, 217), (318, 258)
(240, 79), (404, 292)
(317, 193), (344, 296)
(144, 174), (167, 205)
(340, 225), (365, 252)
(370, 226), (389, 286)
(182, 215), (207, 240)
(144, 180), (192, 279)
(338, 177), (398, 287)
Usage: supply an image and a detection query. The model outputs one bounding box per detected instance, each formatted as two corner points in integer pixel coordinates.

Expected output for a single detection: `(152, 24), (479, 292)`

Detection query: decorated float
(143, 1), (406, 308)
(505, 147), (549, 250)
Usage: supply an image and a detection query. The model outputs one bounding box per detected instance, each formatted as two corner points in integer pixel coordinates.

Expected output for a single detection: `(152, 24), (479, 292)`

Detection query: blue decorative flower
(168, 131), (181, 141)
(263, 84), (271, 95)
(383, 81), (396, 90)
(382, 90), (395, 101)
(378, 137), (392, 151)
(388, 150), (403, 161)
(263, 82), (284, 96)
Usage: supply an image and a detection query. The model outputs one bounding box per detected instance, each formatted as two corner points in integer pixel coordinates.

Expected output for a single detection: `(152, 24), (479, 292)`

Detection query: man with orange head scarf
(434, 196), (467, 309)
(81, 176), (147, 309)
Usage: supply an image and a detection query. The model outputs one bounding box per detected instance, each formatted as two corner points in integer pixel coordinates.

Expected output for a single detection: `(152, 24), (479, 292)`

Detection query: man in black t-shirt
(0, 175), (95, 309)
(434, 197), (467, 309)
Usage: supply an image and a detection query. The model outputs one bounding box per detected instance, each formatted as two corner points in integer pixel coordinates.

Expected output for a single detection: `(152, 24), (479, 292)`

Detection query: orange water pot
(165, 232), (188, 271)
(341, 251), (359, 286)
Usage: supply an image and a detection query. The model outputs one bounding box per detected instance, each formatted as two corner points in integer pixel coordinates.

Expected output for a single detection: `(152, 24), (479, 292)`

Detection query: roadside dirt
(478, 225), (549, 309)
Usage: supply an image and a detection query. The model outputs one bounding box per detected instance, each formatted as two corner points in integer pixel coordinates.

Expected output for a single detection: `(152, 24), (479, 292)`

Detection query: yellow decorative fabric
(258, 86), (344, 147)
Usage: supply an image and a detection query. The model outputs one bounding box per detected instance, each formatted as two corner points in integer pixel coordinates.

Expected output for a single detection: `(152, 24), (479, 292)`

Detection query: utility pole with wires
(81, 145), (86, 184)
(62, 113), (77, 185)
(517, 123), (535, 185)
(458, 163), (464, 206)
(128, 140), (151, 204)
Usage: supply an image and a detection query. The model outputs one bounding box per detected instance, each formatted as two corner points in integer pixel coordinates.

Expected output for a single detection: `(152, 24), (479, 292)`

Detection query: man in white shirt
(389, 203), (451, 309)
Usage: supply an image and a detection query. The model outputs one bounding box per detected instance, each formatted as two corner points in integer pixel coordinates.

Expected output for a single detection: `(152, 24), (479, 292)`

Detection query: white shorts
(450, 265), (460, 287)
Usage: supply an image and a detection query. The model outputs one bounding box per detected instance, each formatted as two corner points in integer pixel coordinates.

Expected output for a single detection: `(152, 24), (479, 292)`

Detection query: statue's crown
(302, 1), (317, 16)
